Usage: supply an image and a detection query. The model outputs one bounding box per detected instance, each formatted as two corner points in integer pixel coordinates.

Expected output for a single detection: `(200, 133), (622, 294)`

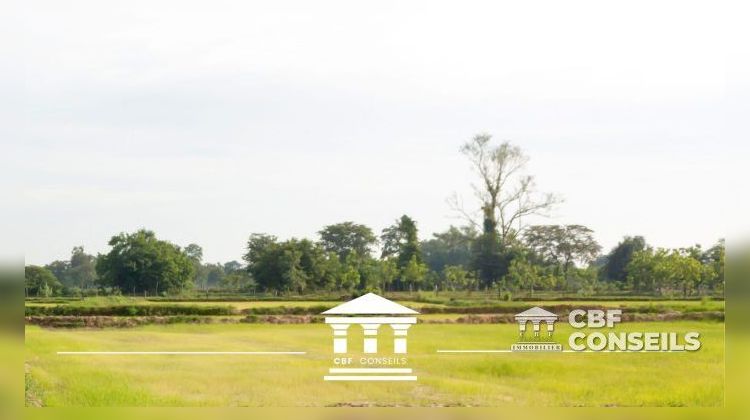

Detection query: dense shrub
(25, 315), (213, 328)
(240, 305), (331, 315)
(239, 315), (321, 324)
(25, 304), (236, 317)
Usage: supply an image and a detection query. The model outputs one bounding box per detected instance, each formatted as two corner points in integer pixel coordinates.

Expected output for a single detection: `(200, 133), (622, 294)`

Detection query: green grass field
(25, 317), (724, 407)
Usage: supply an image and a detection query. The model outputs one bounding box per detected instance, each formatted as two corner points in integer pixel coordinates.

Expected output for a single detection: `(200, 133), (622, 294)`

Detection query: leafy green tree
(471, 206), (508, 288)
(203, 263), (225, 288)
(397, 216), (421, 269)
(96, 229), (195, 295)
(279, 244), (308, 294)
(223, 260), (242, 274)
(318, 222), (377, 261)
(421, 225), (477, 273)
(568, 266), (599, 296)
(380, 215), (422, 268)
(341, 269), (359, 292)
(423, 270), (441, 293)
(627, 248), (703, 296)
(354, 257), (383, 292)
(315, 251), (343, 291)
(184, 243), (203, 262)
(401, 255), (427, 292)
(220, 270), (256, 292)
(442, 265), (471, 291)
(67, 246), (97, 289)
(379, 225), (401, 260)
(504, 257), (540, 296)
(523, 225), (601, 285)
(294, 238), (330, 290)
(701, 239), (725, 292)
(43, 247), (97, 290)
(244, 234), (352, 293)
(184, 243), (206, 288)
(601, 236), (647, 283)
(25, 265), (63, 297)
(373, 259), (399, 292)
(661, 250), (702, 297)
(626, 248), (663, 293)
(243, 234), (282, 292)
(44, 260), (70, 286)
(339, 252), (361, 292)
(380, 215), (424, 291)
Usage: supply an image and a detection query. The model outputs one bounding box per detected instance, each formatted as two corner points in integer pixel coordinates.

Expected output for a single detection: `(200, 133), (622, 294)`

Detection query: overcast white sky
(4, 0), (749, 265)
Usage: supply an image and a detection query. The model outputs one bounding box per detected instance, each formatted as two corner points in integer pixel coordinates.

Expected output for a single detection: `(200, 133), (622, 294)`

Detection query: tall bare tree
(449, 133), (562, 243)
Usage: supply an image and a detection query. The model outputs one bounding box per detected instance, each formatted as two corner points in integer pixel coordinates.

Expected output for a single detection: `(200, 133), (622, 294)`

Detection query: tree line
(24, 134), (725, 298)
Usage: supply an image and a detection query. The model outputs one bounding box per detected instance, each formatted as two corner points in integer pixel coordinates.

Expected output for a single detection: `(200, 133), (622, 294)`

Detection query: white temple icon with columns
(515, 306), (558, 338)
(322, 293), (419, 381)
(511, 306), (562, 352)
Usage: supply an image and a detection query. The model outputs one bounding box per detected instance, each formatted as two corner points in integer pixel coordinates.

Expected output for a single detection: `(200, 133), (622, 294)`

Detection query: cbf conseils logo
(321, 293), (418, 381)
(511, 306), (563, 352)
(511, 306), (702, 353)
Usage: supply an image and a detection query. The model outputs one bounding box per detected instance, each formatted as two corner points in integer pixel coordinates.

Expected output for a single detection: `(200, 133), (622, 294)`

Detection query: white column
(390, 324), (412, 354)
(532, 320), (540, 337)
(545, 319), (554, 337)
(518, 319), (527, 337)
(361, 324), (381, 353)
(330, 324), (350, 354)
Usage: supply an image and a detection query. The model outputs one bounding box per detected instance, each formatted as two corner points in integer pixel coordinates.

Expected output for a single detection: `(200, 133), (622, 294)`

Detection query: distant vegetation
(25, 134), (724, 300)
(24, 295), (724, 329)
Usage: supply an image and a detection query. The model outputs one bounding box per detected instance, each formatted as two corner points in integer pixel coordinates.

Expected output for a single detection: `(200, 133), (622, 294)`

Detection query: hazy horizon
(5, 0), (748, 265)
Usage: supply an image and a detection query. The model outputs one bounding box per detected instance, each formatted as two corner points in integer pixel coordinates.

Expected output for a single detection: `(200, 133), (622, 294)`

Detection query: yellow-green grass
(25, 320), (723, 407)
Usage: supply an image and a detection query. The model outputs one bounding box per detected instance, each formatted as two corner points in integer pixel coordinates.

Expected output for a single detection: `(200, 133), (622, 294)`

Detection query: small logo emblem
(511, 306), (562, 352)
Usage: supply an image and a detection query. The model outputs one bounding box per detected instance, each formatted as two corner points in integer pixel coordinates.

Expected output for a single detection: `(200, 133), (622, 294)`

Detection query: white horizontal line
(57, 351), (306, 355)
(324, 375), (417, 381)
(329, 368), (412, 374)
(324, 317), (417, 324)
(437, 350), (513, 353)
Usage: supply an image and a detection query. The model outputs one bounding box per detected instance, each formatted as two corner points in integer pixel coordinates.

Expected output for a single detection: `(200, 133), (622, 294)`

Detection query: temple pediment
(515, 306), (558, 319)
(322, 293), (419, 315)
